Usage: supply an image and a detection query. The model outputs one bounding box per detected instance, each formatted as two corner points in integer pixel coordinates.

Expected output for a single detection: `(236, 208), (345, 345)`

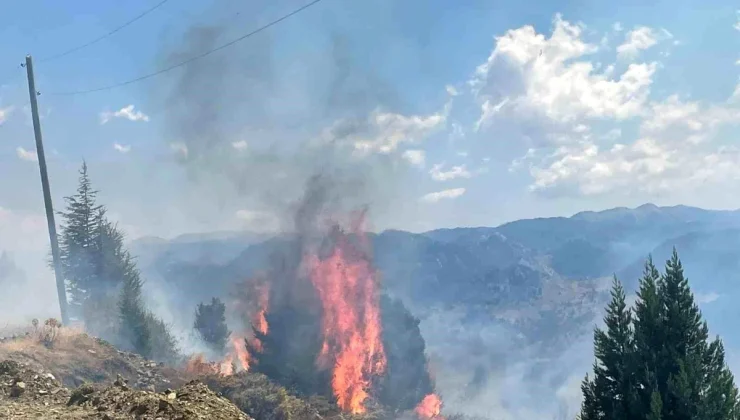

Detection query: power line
(39, 0), (172, 63)
(48, 0), (324, 97)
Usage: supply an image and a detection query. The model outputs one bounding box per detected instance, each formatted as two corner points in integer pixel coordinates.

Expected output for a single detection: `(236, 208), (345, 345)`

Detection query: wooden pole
(24, 54), (69, 325)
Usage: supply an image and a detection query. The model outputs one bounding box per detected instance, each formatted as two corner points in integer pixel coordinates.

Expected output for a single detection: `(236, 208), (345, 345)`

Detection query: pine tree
(578, 374), (600, 420)
(659, 249), (709, 419)
(194, 297), (231, 352)
(580, 250), (740, 420)
(118, 250), (152, 359)
(57, 162), (179, 363)
(633, 256), (664, 414)
(581, 276), (638, 419)
(57, 162), (104, 316)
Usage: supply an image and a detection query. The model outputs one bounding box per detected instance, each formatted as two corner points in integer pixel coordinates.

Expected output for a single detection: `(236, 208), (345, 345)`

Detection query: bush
(38, 318), (61, 348)
(146, 313), (180, 364)
(203, 371), (320, 420)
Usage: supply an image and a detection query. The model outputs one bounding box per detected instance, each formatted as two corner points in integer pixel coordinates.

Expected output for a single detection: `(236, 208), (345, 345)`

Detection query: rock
(10, 381), (26, 397)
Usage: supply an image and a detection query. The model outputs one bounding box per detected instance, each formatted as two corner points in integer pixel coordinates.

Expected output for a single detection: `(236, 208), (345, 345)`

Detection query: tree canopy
(580, 250), (739, 420)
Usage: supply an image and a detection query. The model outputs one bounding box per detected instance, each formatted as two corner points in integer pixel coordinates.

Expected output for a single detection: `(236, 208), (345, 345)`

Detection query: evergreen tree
(580, 276), (638, 419)
(375, 294), (434, 411)
(580, 250), (740, 420)
(633, 256), (664, 414)
(194, 297), (231, 352)
(578, 374), (600, 420)
(57, 162), (179, 363)
(118, 249), (152, 359)
(57, 162), (104, 316)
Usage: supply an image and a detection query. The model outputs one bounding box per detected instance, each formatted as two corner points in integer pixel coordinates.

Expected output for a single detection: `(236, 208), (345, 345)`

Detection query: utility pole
(24, 55), (69, 326)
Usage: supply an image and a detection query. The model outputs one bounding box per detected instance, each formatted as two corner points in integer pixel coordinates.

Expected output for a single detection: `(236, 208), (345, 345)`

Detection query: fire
(219, 355), (234, 376)
(254, 283), (269, 335)
(231, 335), (250, 371)
(415, 394), (444, 419)
(307, 219), (386, 414)
(185, 354), (226, 376)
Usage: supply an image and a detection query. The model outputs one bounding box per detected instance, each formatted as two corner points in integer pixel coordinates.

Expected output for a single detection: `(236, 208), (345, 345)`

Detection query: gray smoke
(152, 15), (416, 232)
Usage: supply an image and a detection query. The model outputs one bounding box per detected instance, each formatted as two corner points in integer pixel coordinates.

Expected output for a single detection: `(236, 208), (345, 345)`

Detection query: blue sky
(0, 0), (739, 255)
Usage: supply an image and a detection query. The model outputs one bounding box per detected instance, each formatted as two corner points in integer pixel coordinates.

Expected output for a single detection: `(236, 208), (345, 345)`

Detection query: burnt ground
(0, 327), (393, 420)
(0, 358), (251, 419)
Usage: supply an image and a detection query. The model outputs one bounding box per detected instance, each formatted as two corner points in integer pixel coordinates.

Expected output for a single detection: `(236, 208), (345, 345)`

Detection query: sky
(0, 0), (739, 262)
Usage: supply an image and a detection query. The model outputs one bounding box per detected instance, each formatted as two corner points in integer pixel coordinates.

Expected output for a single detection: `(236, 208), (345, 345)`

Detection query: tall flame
(307, 221), (386, 414)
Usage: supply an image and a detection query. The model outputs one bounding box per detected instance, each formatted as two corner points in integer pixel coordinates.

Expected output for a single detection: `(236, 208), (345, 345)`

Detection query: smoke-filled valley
(119, 203), (740, 419)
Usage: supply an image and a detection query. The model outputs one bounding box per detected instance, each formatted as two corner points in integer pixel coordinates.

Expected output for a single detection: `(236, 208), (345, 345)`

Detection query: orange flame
(415, 394), (444, 419)
(254, 283), (270, 336)
(231, 335), (250, 371)
(185, 353), (229, 376)
(307, 220), (386, 414)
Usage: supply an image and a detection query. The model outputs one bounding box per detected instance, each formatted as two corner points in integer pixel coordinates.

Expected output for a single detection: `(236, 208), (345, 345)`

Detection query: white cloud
(231, 140), (248, 151)
(420, 188), (466, 203)
(735, 10), (740, 31)
(520, 94), (740, 196)
(16, 147), (37, 162)
(402, 149), (426, 167)
(446, 85), (460, 96)
(113, 143), (131, 153)
(430, 163), (472, 181)
(100, 105), (150, 125)
(0, 106), (14, 125)
(696, 292), (721, 304)
(334, 108), (446, 154)
(475, 97), (509, 131)
(472, 14), (657, 127)
(616, 27), (669, 60)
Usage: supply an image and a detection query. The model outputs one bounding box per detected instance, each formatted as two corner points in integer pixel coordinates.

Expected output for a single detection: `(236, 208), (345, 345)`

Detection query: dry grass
(0, 322), (186, 389)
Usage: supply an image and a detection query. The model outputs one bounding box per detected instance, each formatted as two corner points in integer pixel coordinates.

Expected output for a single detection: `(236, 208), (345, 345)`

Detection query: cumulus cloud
(616, 27), (658, 59)
(16, 147), (37, 162)
(113, 143), (131, 153)
(471, 14), (657, 127)
(465, 14), (740, 199)
(100, 105), (150, 124)
(429, 163), (472, 181)
(521, 94), (740, 196)
(420, 187), (466, 203)
(402, 149), (426, 167)
(0, 106), (13, 125)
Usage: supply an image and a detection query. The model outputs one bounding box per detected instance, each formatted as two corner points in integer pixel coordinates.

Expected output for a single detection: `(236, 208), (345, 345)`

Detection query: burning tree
(190, 175), (443, 416)
(241, 177), (436, 415)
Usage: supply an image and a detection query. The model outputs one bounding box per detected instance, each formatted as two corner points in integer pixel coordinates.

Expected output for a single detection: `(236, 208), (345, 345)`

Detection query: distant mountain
(129, 204), (740, 418)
